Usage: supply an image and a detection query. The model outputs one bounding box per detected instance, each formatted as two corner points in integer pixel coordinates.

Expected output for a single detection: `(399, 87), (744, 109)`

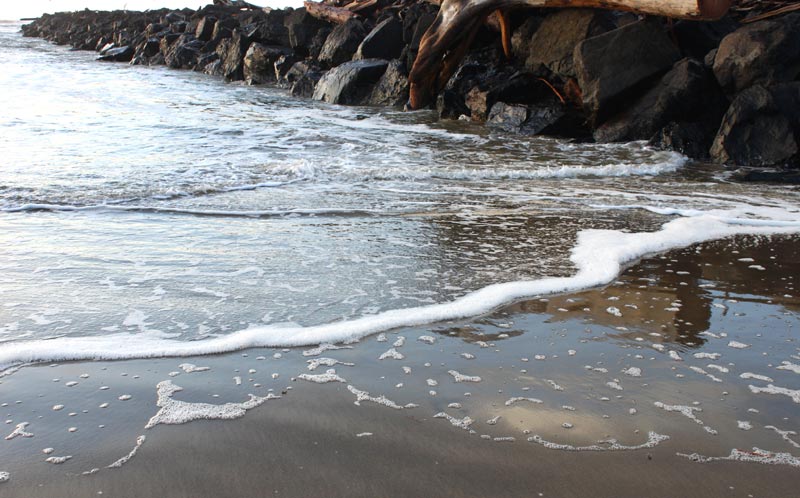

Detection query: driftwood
(408, 0), (733, 109)
(304, 1), (361, 23)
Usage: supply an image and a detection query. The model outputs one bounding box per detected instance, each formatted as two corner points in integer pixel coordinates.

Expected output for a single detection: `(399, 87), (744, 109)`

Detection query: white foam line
(108, 435), (146, 469)
(1, 214), (799, 372)
(678, 448), (800, 467)
(528, 431), (669, 451)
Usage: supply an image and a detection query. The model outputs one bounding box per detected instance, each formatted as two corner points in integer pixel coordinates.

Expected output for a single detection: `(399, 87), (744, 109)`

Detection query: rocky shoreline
(19, 1), (800, 180)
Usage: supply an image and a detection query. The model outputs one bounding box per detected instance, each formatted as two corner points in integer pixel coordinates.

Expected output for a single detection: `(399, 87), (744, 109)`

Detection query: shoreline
(16, 2), (800, 179)
(1, 233), (798, 497)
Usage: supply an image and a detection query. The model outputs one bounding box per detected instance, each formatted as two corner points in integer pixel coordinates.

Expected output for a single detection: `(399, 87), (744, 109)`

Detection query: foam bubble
(448, 370), (481, 383)
(5, 422), (33, 440)
(45, 455), (72, 464)
(144, 380), (278, 429)
(434, 412), (474, 431)
(748, 384), (800, 404)
(297, 369), (346, 384)
(740, 372), (773, 383)
(678, 448), (800, 467)
(346, 385), (405, 409)
(0, 471), (8, 483)
(529, 431), (669, 451)
(108, 435), (146, 469)
(505, 397), (543, 406)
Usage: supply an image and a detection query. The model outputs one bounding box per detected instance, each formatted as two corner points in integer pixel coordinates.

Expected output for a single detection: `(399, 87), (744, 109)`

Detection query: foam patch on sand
(0, 471), (8, 483)
(346, 385), (405, 409)
(145, 380), (278, 429)
(654, 402), (717, 435)
(297, 369), (346, 383)
(434, 412), (474, 431)
(765, 426), (800, 449)
(1, 209), (799, 372)
(678, 448), (800, 468)
(108, 435), (146, 469)
(448, 370), (481, 383)
(5, 422), (33, 440)
(748, 384), (800, 404)
(528, 432), (669, 451)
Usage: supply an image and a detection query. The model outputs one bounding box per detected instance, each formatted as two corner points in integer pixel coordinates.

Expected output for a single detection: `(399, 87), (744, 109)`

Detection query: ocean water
(1, 21), (799, 370)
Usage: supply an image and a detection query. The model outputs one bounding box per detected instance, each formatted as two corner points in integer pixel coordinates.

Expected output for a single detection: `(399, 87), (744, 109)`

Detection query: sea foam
(1, 209), (799, 373)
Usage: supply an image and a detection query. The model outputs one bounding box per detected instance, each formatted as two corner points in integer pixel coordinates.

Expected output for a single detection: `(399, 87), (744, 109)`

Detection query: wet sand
(1, 234), (798, 497)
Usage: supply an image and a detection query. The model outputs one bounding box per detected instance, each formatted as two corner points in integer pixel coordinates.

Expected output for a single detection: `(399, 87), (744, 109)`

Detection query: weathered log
(408, 0), (733, 109)
(304, 1), (360, 24)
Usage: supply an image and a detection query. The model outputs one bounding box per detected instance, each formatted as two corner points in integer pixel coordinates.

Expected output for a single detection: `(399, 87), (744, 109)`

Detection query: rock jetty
(20, 0), (800, 178)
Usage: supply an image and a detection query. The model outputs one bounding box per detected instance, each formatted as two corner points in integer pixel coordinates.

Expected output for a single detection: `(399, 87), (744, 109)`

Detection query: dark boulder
(246, 11), (290, 47)
(710, 83), (800, 167)
(217, 29), (251, 82)
(367, 59), (409, 107)
(355, 17), (404, 61)
(318, 19), (369, 67)
(574, 20), (681, 125)
(649, 122), (716, 160)
(97, 45), (134, 62)
(195, 16), (216, 42)
(284, 8), (330, 58)
(713, 13), (800, 97)
(510, 16), (542, 62)
(487, 101), (567, 136)
(594, 58), (727, 143)
(313, 59), (389, 105)
(285, 61), (325, 98)
(243, 43), (293, 85)
(274, 53), (301, 84)
(517, 9), (614, 78)
(164, 34), (204, 69)
(672, 16), (737, 60)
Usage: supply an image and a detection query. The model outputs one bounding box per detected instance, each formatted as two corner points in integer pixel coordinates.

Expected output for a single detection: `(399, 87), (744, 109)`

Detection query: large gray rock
(313, 59), (389, 105)
(285, 61), (324, 98)
(284, 7), (330, 57)
(163, 34), (204, 69)
(97, 45), (134, 62)
(354, 17), (404, 61)
(318, 19), (369, 67)
(367, 60), (409, 107)
(713, 13), (800, 97)
(246, 11), (290, 47)
(594, 58), (727, 142)
(217, 29), (251, 82)
(518, 9), (614, 78)
(710, 83), (800, 167)
(574, 20), (680, 125)
(195, 16), (216, 42)
(243, 43), (292, 84)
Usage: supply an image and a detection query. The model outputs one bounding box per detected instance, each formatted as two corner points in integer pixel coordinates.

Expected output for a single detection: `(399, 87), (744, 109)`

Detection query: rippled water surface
(0, 21), (799, 355)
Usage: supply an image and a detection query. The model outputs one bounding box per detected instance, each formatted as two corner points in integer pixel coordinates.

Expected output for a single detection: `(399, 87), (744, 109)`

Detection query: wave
(2, 205), (798, 374)
(0, 203), (390, 218)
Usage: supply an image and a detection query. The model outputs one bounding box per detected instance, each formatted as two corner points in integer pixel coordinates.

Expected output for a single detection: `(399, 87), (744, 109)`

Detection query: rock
(731, 168), (800, 184)
(284, 8), (330, 58)
(97, 45), (134, 62)
(367, 59), (409, 106)
(217, 29), (251, 82)
(318, 19), (369, 67)
(163, 12), (185, 25)
(713, 13), (800, 97)
(487, 103), (529, 132)
(510, 16), (542, 62)
(519, 9), (614, 78)
(355, 17), (404, 61)
(672, 16), (737, 60)
(710, 83), (800, 167)
(594, 58), (727, 142)
(243, 43), (292, 84)
(164, 34), (204, 69)
(246, 11), (290, 47)
(313, 59), (389, 105)
(649, 121), (717, 160)
(195, 16), (216, 42)
(285, 61), (324, 98)
(574, 20), (681, 125)
(274, 54), (300, 84)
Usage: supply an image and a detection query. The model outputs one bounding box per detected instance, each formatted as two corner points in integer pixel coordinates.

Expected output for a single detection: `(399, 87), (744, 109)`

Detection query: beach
(2, 234), (798, 497)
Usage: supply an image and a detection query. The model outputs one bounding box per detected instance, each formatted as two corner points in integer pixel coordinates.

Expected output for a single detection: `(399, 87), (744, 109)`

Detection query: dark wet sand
(1, 234), (798, 498)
